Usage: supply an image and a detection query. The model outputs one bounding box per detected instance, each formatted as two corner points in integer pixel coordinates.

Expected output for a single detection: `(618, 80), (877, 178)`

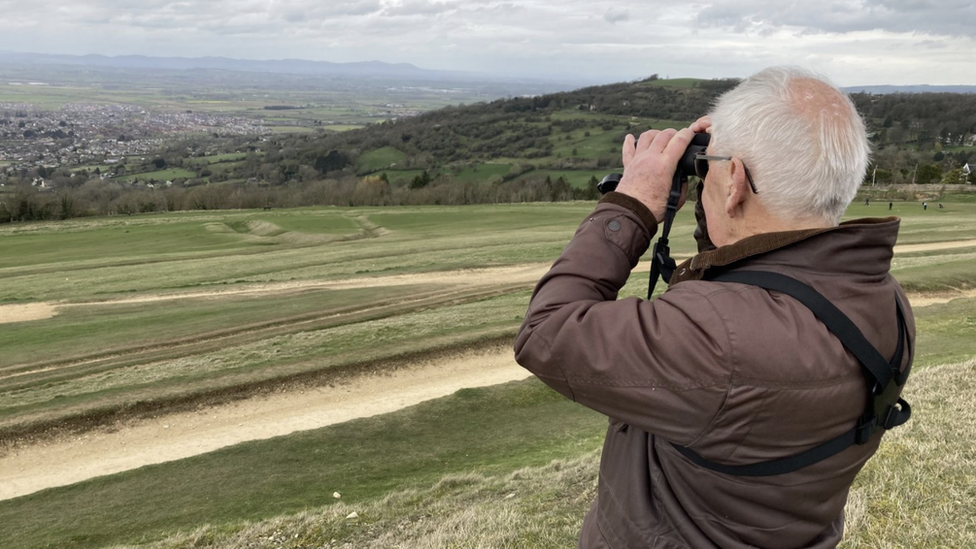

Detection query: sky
(0, 0), (974, 87)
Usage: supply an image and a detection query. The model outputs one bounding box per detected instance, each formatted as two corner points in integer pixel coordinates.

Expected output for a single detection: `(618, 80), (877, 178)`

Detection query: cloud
(0, 1), (971, 85)
(381, 0), (460, 17)
(603, 7), (629, 24)
(695, 0), (976, 37)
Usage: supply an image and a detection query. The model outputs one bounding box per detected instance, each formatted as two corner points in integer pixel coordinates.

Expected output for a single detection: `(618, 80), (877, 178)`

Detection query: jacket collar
(671, 217), (901, 284)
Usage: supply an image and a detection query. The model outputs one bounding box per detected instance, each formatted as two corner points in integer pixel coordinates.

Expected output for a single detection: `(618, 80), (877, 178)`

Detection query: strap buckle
(855, 414), (876, 445)
(881, 398), (912, 430)
(654, 241), (676, 283)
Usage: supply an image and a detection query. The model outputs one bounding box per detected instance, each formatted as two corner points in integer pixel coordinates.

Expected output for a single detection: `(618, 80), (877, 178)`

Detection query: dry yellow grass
(841, 358), (976, 548)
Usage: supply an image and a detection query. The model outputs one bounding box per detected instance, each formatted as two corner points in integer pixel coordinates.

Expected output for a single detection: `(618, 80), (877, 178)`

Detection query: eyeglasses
(694, 154), (759, 194)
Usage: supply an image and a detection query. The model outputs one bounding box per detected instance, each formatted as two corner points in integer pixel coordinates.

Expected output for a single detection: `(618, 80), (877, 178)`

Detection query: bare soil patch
(893, 239), (976, 254)
(0, 346), (530, 501)
(907, 290), (976, 307)
(0, 264), (552, 328)
(0, 303), (58, 324)
(62, 264), (552, 306)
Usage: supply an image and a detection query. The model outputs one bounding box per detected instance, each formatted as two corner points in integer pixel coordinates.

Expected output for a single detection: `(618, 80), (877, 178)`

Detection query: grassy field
(1, 199), (975, 548)
(116, 168), (198, 182)
(356, 146), (408, 173)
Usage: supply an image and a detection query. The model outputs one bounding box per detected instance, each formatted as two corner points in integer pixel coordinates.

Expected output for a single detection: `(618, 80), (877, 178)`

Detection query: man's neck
(728, 206), (833, 245)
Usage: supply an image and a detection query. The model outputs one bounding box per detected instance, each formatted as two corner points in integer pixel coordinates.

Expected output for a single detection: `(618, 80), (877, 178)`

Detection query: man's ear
(724, 158), (750, 218)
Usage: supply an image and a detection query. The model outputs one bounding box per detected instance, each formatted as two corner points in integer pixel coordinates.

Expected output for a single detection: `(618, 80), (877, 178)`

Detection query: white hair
(708, 66), (870, 225)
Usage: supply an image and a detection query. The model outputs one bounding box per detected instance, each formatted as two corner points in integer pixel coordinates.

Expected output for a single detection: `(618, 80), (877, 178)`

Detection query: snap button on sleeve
(608, 220), (622, 232)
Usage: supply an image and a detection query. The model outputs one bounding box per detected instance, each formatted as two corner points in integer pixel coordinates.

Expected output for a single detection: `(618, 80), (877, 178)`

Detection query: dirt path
(0, 347), (530, 501)
(907, 290), (976, 307)
(0, 264), (554, 326)
(893, 238), (976, 254)
(5, 237), (976, 326)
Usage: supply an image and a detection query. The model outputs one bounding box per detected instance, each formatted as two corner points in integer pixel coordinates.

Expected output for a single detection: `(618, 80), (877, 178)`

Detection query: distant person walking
(923, 201), (928, 210)
(865, 197), (870, 206)
(889, 201), (893, 210)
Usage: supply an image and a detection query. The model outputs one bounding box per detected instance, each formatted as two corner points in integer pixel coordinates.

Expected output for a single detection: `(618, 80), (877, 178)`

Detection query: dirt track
(5, 238), (976, 327)
(0, 264), (554, 326)
(0, 347), (530, 501)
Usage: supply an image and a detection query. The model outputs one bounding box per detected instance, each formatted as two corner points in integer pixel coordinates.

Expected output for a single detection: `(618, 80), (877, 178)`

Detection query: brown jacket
(514, 194), (914, 548)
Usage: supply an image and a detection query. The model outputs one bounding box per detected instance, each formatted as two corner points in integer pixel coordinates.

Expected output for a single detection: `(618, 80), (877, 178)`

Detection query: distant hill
(844, 84), (976, 95)
(0, 51), (569, 85)
(228, 76), (742, 190)
(229, 75), (974, 191)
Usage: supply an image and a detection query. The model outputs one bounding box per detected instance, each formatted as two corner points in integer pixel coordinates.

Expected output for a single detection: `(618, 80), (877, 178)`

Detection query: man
(514, 67), (914, 548)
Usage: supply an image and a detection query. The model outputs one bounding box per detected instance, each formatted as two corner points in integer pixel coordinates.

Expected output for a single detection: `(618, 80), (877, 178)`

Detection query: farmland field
(1, 199), (975, 548)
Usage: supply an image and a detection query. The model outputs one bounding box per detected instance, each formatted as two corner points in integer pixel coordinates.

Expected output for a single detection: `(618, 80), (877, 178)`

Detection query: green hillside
(4, 76), (975, 224)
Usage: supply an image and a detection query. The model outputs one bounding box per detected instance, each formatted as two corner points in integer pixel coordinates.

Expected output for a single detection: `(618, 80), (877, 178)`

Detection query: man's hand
(615, 127), (695, 223)
(690, 115), (712, 134)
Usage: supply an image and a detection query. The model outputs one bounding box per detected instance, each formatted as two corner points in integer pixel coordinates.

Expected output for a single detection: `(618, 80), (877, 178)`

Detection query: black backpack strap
(670, 270), (911, 477)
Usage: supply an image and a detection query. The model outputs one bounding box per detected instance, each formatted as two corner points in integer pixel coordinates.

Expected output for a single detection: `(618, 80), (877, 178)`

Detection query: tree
(572, 176), (601, 200)
(313, 150), (349, 173)
(410, 170), (432, 189)
(940, 168), (967, 185)
(916, 163), (943, 184)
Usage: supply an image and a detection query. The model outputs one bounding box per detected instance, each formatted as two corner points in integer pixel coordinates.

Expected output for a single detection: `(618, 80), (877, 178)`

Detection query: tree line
(0, 173), (602, 223)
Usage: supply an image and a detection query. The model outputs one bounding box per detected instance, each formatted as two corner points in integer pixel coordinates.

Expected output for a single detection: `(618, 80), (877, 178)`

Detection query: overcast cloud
(0, 0), (972, 86)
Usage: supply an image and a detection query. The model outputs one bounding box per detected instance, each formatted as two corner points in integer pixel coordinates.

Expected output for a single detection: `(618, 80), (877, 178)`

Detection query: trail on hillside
(5, 237), (975, 326)
(893, 238), (976, 254)
(0, 346), (530, 501)
(0, 264), (553, 328)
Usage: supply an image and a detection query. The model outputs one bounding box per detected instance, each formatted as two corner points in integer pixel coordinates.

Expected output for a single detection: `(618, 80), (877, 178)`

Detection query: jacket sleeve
(514, 196), (732, 445)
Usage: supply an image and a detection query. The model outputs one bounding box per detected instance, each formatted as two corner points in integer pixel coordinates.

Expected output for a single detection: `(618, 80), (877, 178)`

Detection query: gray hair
(708, 66), (870, 225)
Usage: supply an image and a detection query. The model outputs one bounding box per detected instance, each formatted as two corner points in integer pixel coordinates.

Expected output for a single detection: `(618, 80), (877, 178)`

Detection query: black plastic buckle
(855, 415), (876, 445)
(880, 402), (903, 430)
(666, 189), (682, 212)
(654, 242), (675, 283)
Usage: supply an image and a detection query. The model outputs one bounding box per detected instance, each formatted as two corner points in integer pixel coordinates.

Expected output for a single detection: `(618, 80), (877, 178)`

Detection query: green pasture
(184, 153), (248, 166)
(453, 162), (512, 182)
(547, 114), (700, 161)
(639, 78), (703, 89)
(323, 124), (366, 131)
(117, 168), (198, 182)
(267, 126), (318, 134)
(528, 169), (607, 188)
(356, 146), (407, 172)
(550, 127), (624, 160)
(1, 198), (975, 548)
